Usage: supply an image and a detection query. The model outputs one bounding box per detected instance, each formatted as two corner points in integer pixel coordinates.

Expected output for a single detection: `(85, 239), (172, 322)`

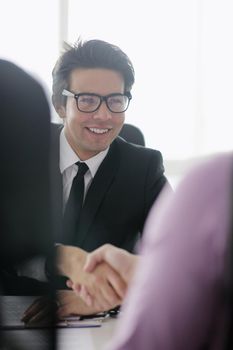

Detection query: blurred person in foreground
(0, 59), (52, 295)
(67, 152), (233, 350)
(0, 59), (54, 349)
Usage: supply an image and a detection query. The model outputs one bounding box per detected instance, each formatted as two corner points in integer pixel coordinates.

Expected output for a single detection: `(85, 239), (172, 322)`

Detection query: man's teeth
(89, 128), (109, 134)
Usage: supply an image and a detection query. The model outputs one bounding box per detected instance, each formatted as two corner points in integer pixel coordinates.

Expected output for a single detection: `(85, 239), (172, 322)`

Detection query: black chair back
(119, 123), (145, 146)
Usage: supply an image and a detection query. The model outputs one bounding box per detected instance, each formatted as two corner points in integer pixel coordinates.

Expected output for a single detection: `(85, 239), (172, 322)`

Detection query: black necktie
(62, 162), (89, 244)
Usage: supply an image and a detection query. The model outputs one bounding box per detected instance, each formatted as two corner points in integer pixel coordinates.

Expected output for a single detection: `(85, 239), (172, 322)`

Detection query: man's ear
(52, 95), (66, 119)
(56, 105), (66, 119)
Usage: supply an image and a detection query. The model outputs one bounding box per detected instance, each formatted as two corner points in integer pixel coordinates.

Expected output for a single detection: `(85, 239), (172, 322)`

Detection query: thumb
(84, 245), (110, 272)
(84, 252), (102, 272)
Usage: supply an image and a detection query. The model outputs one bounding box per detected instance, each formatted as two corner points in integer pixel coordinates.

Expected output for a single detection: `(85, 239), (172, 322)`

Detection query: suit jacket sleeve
(142, 149), (169, 228)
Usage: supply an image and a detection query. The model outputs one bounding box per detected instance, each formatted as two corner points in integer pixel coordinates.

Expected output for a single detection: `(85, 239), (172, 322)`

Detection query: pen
(79, 312), (106, 320)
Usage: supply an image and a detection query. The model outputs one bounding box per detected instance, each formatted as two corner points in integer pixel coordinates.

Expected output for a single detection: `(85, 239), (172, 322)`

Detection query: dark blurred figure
(0, 60), (55, 349)
(0, 59), (51, 292)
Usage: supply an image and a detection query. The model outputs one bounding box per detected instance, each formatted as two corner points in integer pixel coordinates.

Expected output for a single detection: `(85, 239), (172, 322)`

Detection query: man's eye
(108, 97), (123, 105)
(79, 96), (97, 105)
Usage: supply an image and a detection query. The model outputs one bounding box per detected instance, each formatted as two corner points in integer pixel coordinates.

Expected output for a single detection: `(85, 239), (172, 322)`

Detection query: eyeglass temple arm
(62, 89), (74, 97)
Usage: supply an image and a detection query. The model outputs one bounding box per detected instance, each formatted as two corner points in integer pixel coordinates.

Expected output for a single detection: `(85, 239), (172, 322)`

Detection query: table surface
(0, 295), (118, 350)
(57, 317), (118, 350)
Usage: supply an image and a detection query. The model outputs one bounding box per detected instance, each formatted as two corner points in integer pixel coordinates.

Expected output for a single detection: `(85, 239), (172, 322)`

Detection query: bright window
(0, 0), (59, 117)
(66, 0), (233, 185)
(1, 0), (233, 186)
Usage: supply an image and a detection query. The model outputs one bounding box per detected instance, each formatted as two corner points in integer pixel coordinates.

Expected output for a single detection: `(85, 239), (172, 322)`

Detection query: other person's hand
(69, 244), (139, 307)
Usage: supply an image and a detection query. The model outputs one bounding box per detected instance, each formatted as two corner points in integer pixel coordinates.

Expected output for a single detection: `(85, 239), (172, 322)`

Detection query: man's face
(58, 68), (126, 160)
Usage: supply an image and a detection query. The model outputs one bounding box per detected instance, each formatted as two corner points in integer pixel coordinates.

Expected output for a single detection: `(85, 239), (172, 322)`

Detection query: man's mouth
(87, 127), (111, 134)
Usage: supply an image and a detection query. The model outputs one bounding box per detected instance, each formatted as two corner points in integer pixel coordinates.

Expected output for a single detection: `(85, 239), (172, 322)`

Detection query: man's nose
(92, 101), (112, 120)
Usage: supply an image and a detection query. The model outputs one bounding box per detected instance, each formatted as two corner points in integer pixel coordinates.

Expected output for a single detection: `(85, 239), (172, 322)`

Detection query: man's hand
(56, 245), (87, 281)
(21, 291), (110, 325)
(56, 290), (115, 319)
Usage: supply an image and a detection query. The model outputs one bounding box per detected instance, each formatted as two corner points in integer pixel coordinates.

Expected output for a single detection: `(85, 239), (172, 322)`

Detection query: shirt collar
(59, 128), (109, 178)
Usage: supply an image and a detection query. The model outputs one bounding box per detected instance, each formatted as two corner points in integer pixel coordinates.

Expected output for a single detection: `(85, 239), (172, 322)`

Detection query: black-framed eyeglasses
(62, 89), (132, 113)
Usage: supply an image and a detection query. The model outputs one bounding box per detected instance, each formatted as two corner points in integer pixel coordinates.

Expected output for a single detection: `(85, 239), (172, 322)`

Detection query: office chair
(119, 123), (145, 146)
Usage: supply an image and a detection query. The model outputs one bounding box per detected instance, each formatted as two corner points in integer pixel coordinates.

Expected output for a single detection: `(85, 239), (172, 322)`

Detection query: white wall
(1, 0), (233, 187)
(0, 0), (60, 115)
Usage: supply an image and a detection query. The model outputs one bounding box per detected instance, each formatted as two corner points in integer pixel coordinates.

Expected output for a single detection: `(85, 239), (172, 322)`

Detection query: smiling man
(59, 68), (127, 160)
(49, 39), (170, 316)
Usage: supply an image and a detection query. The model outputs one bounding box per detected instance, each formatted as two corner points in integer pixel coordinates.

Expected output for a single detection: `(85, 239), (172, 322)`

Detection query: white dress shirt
(59, 129), (109, 210)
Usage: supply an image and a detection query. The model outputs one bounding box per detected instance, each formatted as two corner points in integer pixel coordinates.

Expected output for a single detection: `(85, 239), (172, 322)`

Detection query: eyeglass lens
(77, 94), (129, 113)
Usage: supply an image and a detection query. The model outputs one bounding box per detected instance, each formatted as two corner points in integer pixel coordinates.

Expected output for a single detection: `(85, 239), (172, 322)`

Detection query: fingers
(78, 286), (93, 307)
(77, 263), (123, 310)
(84, 244), (133, 284)
(99, 246), (138, 284)
(21, 296), (54, 325)
(57, 303), (73, 319)
(80, 282), (117, 311)
(24, 307), (51, 325)
(21, 297), (44, 323)
(105, 268), (127, 300)
(56, 291), (102, 319)
(84, 244), (111, 272)
(93, 267), (124, 307)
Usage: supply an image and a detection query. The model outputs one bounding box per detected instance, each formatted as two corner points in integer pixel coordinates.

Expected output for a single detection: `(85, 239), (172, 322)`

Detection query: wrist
(56, 245), (87, 278)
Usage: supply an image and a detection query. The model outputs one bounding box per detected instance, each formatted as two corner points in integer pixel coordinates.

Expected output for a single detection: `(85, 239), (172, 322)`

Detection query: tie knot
(76, 162), (89, 177)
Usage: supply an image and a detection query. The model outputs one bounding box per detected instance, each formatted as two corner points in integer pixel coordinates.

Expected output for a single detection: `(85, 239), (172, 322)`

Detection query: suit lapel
(50, 125), (123, 246)
(76, 140), (120, 246)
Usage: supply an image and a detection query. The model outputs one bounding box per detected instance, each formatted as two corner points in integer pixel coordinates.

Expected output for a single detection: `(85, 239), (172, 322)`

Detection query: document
(56, 316), (103, 328)
(0, 319), (102, 330)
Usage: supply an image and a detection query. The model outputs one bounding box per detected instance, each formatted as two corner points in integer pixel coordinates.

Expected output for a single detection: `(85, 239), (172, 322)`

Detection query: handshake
(57, 244), (139, 311)
(21, 244), (139, 324)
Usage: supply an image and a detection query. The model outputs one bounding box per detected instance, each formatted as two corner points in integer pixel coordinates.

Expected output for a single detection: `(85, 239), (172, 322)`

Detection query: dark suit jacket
(51, 123), (168, 253)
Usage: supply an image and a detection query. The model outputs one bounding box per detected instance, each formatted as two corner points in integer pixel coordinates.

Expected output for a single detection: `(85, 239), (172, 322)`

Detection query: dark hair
(52, 39), (135, 107)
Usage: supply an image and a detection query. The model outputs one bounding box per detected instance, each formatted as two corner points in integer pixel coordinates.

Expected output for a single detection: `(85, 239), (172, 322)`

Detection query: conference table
(57, 317), (118, 350)
(0, 295), (119, 350)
